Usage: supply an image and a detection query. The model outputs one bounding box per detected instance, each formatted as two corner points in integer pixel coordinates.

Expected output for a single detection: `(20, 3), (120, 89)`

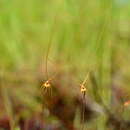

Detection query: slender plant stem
(81, 92), (86, 130)
(45, 15), (58, 79)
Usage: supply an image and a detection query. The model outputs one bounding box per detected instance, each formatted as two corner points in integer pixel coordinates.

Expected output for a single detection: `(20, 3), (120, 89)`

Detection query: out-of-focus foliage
(0, 0), (130, 130)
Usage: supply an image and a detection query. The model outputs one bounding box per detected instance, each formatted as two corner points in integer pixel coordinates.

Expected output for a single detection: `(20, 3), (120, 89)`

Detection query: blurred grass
(0, 0), (130, 129)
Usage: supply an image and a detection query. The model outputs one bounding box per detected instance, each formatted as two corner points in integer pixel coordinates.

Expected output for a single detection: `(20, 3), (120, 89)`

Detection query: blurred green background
(0, 0), (130, 130)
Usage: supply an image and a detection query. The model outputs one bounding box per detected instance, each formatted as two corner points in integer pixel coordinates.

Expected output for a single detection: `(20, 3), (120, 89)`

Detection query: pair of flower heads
(41, 71), (89, 95)
(41, 71), (130, 107)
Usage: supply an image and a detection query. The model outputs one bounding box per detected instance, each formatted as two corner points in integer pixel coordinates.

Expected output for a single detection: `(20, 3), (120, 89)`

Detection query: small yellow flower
(41, 80), (51, 90)
(80, 84), (86, 93)
(44, 80), (51, 88)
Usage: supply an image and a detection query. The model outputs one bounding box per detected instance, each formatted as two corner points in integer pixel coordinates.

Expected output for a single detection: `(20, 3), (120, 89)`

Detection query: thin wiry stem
(45, 15), (58, 79)
(80, 72), (90, 130)
(81, 92), (86, 130)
